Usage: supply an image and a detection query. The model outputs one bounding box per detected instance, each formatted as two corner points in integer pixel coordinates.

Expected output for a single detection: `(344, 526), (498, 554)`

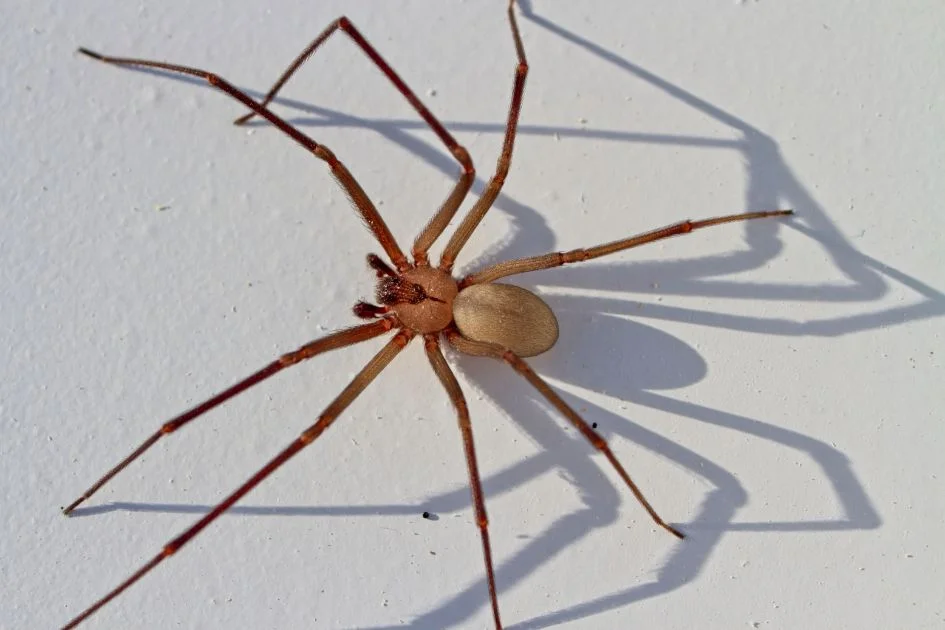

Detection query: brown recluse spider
(64, 2), (792, 628)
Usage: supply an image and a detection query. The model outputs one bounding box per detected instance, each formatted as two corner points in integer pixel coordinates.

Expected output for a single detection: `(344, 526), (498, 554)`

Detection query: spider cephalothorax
(65, 2), (792, 628)
(359, 256), (559, 356)
(373, 265), (457, 334)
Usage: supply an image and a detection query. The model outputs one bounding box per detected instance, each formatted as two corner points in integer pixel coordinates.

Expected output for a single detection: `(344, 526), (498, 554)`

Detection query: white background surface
(3, 1), (944, 629)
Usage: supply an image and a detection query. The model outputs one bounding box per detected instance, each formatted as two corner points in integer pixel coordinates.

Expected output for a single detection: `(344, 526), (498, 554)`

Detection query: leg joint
(313, 145), (336, 164)
(588, 434), (607, 450)
(393, 330), (413, 348)
(300, 426), (322, 444)
(452, 145), (474, 174)
(502, 349), (525, 369)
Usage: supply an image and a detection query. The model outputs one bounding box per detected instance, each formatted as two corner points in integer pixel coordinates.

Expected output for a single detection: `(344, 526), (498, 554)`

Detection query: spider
(63, 2), (792, 628)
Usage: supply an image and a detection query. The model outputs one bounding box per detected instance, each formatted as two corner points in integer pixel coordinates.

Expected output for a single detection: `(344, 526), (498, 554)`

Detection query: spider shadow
(72, 308), (878, 630)
(72, 2), (944, 628)
(341, 291), (879, 629)
(410, 302), (878, 630)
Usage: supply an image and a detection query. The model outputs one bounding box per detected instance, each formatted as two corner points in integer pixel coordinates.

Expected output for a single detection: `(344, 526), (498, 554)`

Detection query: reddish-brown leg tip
(77, 47), (103, 60)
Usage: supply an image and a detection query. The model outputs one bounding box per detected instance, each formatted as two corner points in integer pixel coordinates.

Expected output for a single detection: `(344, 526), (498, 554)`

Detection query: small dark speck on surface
(592, 422), (598, 429)
(422, 511), (438, 521)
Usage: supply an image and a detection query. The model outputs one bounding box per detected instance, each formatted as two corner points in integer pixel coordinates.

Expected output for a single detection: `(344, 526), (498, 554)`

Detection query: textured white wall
(3, 1), (943, 628)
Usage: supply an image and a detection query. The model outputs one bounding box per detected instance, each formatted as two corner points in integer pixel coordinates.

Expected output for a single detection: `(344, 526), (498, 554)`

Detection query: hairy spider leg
(62, 320), (393, 514)
(447, 329), (685, 540)
(77, 47), (410, 269)
(461, 210), (795, 286)
(226, 16), (476, 265)
(424, 334), (503, 627)
(62, 330), (414, 629)
(439, 0), (528, 272)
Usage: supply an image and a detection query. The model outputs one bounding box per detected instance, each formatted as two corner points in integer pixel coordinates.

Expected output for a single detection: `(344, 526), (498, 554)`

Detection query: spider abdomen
(452, 283), (559, 357)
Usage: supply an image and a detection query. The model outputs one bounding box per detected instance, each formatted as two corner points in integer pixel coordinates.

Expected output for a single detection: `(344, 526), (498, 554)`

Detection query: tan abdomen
(452, 283), (559, 357)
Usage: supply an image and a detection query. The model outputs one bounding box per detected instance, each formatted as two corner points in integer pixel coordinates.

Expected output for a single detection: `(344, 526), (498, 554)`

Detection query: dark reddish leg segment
(446, 330), (684, 540)
(225, 17), (476, 263)
(231, 16), (466, 156)
(462, 210), (794, 286)
(76, 48), (409, 270)
(424, 335), (503, 628)
(62, 330), (413, 630)
(62, 319), (394, 516)
(440, 0), (529, 271)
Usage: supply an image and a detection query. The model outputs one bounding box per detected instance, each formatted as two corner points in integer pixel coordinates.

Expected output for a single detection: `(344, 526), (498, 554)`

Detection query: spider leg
(439, 0), (528, 272)
(226, 17), (476, 264)
(461, 210), (794, 286)
(62, 319), (394, 515)
(446, 330), (684, 540)
(423, 335), (502, 629)
(62, 329), (414, 630)
(77, 48), (410, 270)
